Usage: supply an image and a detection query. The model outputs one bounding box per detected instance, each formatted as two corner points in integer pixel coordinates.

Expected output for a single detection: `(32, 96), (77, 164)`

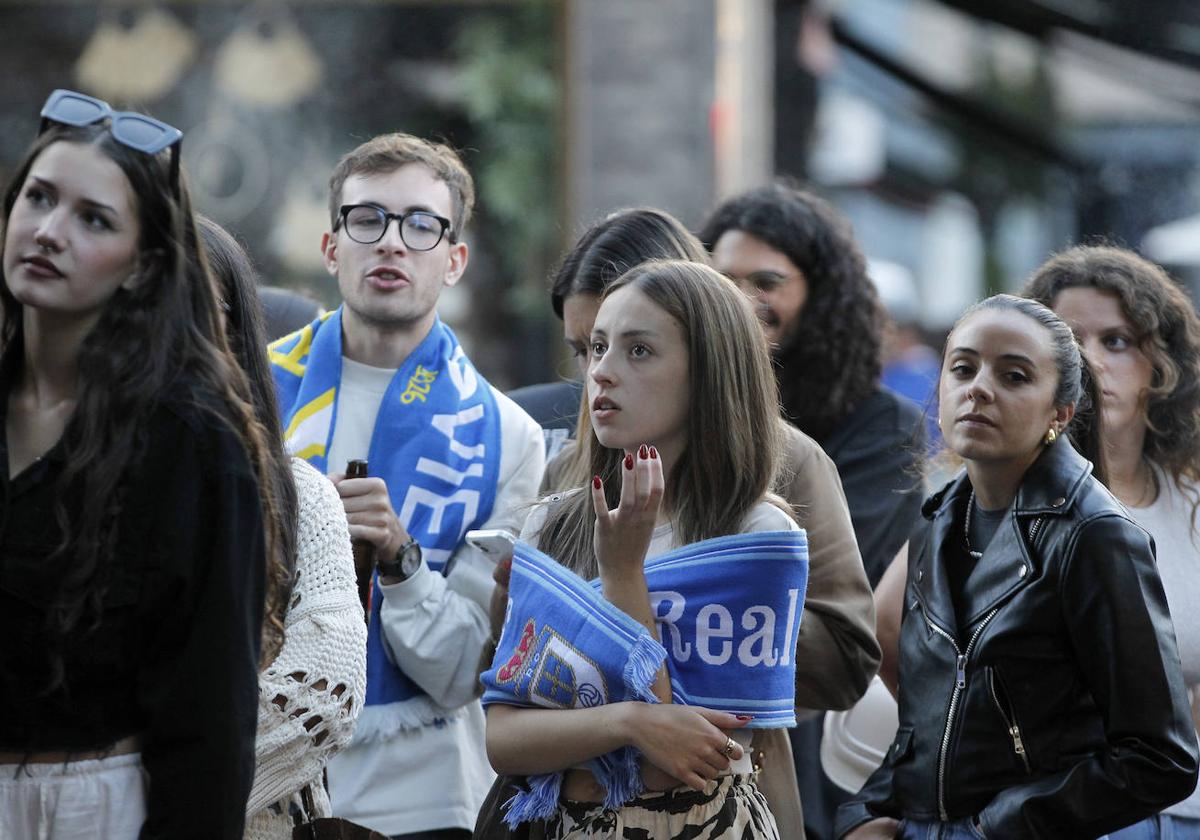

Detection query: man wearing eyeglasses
(269, 133), (544, 839)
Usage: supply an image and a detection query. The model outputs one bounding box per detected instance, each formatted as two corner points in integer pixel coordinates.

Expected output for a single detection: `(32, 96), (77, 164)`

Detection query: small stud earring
(1044, 427), (1058, 445)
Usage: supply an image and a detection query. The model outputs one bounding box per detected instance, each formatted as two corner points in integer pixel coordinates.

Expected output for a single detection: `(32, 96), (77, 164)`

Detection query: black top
(507, 379), (583, 432)
(947, 498), (1005, 635)
(0, 376), (266, 839)
(817, 386), (926, 587)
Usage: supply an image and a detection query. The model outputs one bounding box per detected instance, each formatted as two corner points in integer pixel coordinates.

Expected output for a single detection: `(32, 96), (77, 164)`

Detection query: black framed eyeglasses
(335, 204), (454, 250)
(39, 89), (183, 188)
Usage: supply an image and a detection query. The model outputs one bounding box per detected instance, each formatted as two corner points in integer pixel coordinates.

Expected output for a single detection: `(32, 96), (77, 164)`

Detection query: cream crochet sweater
(245, 459), (368, 840)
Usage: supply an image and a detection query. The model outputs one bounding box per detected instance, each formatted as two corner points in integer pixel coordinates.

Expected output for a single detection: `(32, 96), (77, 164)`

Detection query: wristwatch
(378, 538), (422, 582)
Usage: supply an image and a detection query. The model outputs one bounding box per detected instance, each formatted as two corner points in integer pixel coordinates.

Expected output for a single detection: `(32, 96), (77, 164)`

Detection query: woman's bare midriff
(0, 733), (142, 764)
(561, 762), (685, 803)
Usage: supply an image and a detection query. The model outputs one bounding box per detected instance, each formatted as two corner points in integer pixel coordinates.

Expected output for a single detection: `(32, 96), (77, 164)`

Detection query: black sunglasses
(39, 89), (183, 186)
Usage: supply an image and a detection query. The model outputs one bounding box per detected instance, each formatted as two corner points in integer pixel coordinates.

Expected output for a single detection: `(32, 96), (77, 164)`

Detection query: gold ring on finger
(722, 736), (736, 758)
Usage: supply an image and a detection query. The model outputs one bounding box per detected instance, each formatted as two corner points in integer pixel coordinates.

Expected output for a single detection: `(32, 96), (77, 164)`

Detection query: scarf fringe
(502, 772), (563, 827)
(603, 746), (647, 810)
(501, 745), (649, 827)
(350, 696), (466, 745)
(624, 633), (667, 704)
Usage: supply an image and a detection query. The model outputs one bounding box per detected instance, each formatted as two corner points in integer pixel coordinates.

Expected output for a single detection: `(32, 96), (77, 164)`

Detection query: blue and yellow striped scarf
(271, 307), (502, 736)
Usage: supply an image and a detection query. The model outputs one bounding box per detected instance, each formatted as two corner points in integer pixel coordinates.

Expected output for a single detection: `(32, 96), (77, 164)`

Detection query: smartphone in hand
(465, 528), (517, 562)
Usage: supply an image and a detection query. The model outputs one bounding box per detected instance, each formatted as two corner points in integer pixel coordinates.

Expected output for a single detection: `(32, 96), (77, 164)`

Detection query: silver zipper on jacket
(922, 605), (1000, 822)
(988, 670), (1032, 773)
(1027, 515), (1045, 547)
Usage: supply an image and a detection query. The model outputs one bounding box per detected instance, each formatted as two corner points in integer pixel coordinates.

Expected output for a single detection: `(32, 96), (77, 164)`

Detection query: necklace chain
(964, 490), (983, 560)
(1128, 460), (1158, 508)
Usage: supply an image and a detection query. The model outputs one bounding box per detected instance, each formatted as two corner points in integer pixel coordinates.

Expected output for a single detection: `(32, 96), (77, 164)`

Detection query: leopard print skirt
(543, 774), (779, 840)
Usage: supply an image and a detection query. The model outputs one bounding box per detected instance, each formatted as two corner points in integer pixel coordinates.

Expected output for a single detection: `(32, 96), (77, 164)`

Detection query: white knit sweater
(245, 459), (368, 840)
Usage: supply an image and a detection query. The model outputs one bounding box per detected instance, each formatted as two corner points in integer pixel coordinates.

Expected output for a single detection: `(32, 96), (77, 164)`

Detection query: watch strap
(380, 538), (421, 581)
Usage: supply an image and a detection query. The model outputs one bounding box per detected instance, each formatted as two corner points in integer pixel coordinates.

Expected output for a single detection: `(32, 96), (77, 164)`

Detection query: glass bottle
(346, 459), (374, 616)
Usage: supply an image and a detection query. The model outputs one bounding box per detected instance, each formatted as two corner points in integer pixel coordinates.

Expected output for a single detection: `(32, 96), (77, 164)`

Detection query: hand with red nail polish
(589, 442), (665, 581)
(626, 704), (753, 792)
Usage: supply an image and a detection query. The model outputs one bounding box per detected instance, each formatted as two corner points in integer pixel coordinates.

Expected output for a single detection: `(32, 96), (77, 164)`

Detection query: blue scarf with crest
(481, 528), (809, 824)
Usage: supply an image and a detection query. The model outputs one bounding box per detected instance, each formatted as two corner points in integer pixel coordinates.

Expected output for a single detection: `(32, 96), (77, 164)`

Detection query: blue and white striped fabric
(270, 308), (503, 737)
(481, 529), (809, 825)
(630, 530), (809, 729)
(482, 541), (667, 824)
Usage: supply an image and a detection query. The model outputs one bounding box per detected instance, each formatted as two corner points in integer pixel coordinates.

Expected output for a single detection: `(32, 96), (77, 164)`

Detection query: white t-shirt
(1133, 465), (1200, 819)
(324, 363), (545, 836)
(520, 494), (799, 555)
(325, 357), (394, 474)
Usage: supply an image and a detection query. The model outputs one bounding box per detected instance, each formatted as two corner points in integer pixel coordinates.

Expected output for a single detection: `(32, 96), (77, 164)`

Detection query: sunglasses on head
(39, 89), (183, 186)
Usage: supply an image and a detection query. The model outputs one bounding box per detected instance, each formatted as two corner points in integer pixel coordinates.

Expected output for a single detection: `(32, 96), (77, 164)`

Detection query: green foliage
(455, 0), (559, 317)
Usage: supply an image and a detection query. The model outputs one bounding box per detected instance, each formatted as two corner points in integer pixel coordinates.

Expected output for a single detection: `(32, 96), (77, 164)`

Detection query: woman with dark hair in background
(838, 295), (1196, 839)
(701, 184), (920, 839)
(199, 218), (368, 840)
(509, 207), (710, 437)
(1022, 245), (1200, 840)
(0, 90), (281, 838)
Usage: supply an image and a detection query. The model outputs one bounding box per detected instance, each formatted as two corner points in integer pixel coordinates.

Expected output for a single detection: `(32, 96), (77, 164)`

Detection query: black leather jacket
(836, 439), (1198, 839)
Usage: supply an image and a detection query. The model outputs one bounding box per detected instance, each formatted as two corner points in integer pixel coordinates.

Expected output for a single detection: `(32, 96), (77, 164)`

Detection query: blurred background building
(2, 0), (1198, 389)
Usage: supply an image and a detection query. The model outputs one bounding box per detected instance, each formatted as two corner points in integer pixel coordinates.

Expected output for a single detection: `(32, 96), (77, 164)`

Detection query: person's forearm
(875, 547), (908, 699)
(486, 702), (639, 775)
(600, 570), (672, 702)
(379, 565), (493, 708)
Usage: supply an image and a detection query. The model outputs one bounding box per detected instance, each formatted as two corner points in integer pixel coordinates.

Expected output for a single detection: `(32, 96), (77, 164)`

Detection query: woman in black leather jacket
(837, 295), (1198, 840)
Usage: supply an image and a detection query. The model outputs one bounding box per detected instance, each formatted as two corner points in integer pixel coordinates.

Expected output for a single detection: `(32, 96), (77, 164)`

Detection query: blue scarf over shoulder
(270, 308), (502, 737)
(481, 529), (809, 824)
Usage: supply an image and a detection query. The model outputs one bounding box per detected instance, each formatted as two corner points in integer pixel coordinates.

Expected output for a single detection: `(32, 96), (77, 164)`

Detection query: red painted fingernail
(593, 475), (602, 489)
(624, 454), (634, 470)
(638, 444), (648, 460)
(649, 446), (658, 460)
(736, 715), (754, 721)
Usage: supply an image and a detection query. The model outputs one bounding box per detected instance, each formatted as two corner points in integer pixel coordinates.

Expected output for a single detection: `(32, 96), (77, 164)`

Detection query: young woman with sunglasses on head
(839, 295), (1197, 839)
(0, 92), (284, 838)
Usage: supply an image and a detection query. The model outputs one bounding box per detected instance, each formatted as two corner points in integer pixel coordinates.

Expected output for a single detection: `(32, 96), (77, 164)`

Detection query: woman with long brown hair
(0, 90), (285, 838)
(485, 260), (799, 838)
(200, 218), (368, 840)
(1023, 245), (1200, 839)
(483, 208), (875, 839)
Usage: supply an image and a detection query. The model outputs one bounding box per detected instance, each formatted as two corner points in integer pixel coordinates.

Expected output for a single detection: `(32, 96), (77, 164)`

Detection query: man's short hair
(327, 133), (476, 238)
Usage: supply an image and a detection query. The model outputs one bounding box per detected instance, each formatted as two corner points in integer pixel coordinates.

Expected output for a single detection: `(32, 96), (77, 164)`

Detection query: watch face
(400, 540), (422, 576)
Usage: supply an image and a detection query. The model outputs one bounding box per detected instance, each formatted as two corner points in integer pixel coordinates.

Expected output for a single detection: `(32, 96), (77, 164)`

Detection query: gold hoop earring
(1044, 427), (1058, 445)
